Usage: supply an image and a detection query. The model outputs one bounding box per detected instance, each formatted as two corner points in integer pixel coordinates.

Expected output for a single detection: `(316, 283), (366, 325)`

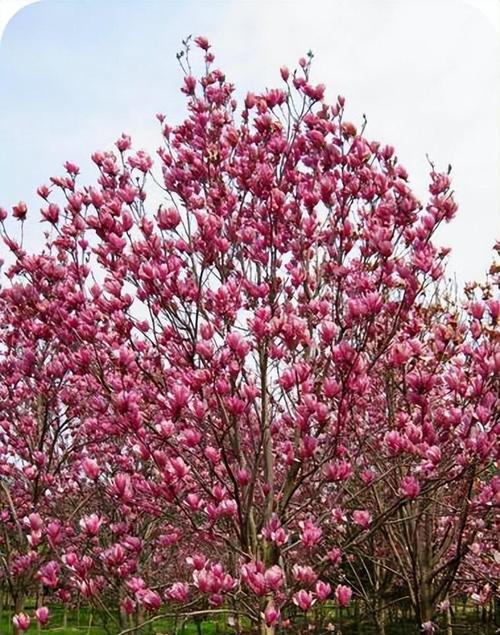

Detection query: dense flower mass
(0, 36), (498, 635)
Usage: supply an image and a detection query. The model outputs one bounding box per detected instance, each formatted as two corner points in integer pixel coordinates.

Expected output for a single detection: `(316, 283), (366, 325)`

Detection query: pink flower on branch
(13, 614), (31, 632)
(335, 585), (352, 607)
(35, 607), (50, 625)
(293, 589), (316, 611)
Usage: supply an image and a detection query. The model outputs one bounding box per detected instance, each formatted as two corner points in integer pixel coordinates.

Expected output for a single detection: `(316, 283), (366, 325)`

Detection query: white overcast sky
(0, 0), (498, 286)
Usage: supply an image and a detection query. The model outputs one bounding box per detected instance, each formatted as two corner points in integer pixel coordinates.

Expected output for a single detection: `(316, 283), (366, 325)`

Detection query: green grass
(0, 607), (221, 635)
(1, 606), (497, 635)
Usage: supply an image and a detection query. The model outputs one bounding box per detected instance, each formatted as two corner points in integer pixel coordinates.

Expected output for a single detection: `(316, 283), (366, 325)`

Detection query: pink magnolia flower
(82, 457), (100, 480)
(63, 160), (79, 175)
(262, 514), (289, 546)
(13, 613), (31, 632)
(328, 548), (342, 565)
(209, 593), (224, 607)
(315, 580), (332, 600)
(299, 519), (323, 548)
(335, 584), (352, 607)
(182, 428), (202, 447)
(385, 430), (406, 454)
(121, 597), (136, 615)
(79, 513), (104, 535)
(12, 201), (27, 221)
(186, 553), (206, 570)
(136, 589), (161, 611)
(264, 565), (284, 591)
(115, 133), (132, 152)
(292, 564), (317, 585)
(35, 607), (50, 625)
(78, 579), (100, 598)
(194, 36), (210, 50)
(166, 582), (190, 602)
(111, 473), (133, 502)
(426, 446), (442, 464)
(157, 206), (181, 230)
(39, 561), (59, 588)
(104, 543), (126, 567)
(241, 562), (267, 596)
(26, 512), (43, 532)
(401, 475), (421, 499)
(352, 510), (371, 529)
(324, 460), (352, 482)
(128, 150), (153, 173)
(40, 202), (60, 224)
(263, 604), (281, 627)
(236, 468), (251, 486)
(28, 530), (42, 548)
(226, 331), (250, 357)
(293, 590), (316, 611)
(320, 320), (337, 344)
(360, 469), (376, 485)
(186, 492), (204, 511)
(204, 446), (221, 464)
(126, 577), (146, 593)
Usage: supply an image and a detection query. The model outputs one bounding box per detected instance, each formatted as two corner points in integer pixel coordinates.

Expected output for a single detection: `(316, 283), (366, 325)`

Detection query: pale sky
(0, 0), (498, 286)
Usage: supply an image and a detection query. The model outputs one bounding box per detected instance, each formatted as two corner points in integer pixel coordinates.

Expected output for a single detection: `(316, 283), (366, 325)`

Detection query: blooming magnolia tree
(0, 37), (498, 635)
(339, 284), (499, 632)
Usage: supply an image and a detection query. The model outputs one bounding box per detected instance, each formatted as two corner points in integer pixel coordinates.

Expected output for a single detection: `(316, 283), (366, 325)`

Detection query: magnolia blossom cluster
(12, 608), (49, 633)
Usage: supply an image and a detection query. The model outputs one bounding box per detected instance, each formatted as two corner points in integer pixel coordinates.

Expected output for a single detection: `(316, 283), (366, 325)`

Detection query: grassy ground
(0, 607), (218, 635)
(0, 606), (497, 635)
